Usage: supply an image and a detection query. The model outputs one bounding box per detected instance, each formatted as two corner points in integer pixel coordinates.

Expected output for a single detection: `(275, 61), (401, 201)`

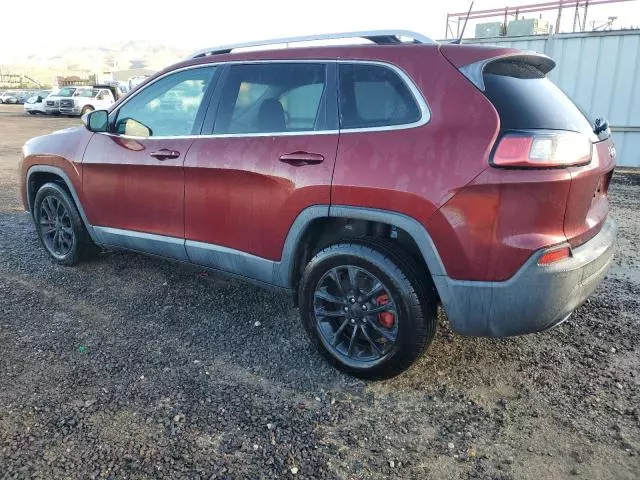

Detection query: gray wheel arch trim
(328, 205), (447, 277)
(26, 165), (98, 243)
(279, 204), (447, 289)
(275, 205), (330, 287)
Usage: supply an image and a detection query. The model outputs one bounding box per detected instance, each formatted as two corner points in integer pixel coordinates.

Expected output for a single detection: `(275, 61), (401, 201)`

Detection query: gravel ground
(0, 104), (638, 479)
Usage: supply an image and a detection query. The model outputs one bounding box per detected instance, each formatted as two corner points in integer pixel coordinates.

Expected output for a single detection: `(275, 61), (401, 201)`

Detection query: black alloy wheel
(299, 240), (438, 379)
(38, 195), (75, 259)
(33, 182), (98, 265)
(313, 265), (399, 366)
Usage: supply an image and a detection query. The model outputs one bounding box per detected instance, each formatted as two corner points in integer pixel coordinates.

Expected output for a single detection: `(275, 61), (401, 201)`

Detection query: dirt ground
(0, 103), (638, 479)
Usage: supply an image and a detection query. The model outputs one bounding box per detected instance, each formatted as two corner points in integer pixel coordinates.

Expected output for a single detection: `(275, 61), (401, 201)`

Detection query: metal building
(470, 29), (640, 167)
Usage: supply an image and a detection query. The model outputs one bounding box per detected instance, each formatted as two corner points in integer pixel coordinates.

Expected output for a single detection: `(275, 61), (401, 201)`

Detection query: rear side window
(214, 63), (327, 134)
(338, 63), (421, 130)
(483, 61), (593, 136)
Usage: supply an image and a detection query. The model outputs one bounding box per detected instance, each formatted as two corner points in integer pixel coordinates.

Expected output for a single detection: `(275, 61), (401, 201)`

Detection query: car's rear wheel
(33, 183), (97, 266)
(299, 239), (437, 379)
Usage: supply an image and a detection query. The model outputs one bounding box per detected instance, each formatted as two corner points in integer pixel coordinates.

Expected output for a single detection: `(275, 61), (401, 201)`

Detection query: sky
(1, 0), (639, 62)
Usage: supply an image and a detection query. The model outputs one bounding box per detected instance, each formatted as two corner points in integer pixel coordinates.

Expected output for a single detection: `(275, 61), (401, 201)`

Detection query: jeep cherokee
(19, 30), (617, 378)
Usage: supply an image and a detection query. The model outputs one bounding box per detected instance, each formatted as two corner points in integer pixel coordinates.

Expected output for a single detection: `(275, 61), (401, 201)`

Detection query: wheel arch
(280, 205), (448, 297)
(26, 165), (97, 243)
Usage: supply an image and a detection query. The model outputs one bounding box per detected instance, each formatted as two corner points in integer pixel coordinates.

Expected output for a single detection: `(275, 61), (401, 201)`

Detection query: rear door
(82, 66), (218, 258)
(183, 61), (339, 277)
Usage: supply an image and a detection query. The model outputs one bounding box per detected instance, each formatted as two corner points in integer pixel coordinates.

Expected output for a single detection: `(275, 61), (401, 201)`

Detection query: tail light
(491, 131), (592, 168)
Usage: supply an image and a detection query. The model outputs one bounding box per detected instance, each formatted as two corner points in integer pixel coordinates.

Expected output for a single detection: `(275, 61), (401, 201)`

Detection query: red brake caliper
(376, 294), (395, 328)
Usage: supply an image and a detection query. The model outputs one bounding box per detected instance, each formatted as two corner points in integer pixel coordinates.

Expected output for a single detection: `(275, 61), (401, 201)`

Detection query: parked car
(15, 91), (30, 104)
(44, 87), (78, 115)
(59, 86), (116, 116)
(24, 91), (52, 114)
(19, 31), (617, 378)
(0, 91), (19, 104)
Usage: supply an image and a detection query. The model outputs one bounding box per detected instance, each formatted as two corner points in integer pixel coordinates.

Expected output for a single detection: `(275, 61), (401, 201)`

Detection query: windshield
(56, 88), (77, 97)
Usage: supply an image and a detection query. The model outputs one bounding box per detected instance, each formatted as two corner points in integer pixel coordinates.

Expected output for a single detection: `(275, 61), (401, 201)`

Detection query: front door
(82, 66), (218, 259)
(183, 62), (339, 281)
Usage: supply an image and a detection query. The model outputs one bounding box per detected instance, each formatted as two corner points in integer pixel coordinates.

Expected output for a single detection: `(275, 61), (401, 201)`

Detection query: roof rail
(188, 30), (435, 59)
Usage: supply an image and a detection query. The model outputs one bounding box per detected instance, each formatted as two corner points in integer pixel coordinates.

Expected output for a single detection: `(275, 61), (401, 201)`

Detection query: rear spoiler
(439, 45), (555, 91)
(459, 53), (555, 91)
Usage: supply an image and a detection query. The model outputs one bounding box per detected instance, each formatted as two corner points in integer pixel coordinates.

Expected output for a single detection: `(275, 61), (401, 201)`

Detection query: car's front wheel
(299, 239), (438, 379)
(33, 183), (97, 266)
(81, 105), (94, 116)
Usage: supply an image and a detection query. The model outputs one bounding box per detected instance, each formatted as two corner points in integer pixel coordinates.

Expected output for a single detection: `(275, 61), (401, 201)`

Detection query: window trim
(106, 59), (430, 140)
(337, 62), (430, 133)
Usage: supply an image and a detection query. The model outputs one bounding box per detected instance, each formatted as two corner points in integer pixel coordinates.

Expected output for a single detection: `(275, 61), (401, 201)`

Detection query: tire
(299, 238), (438, 379)
(80, 105), (94, 116)
(28, 111), (36, 115)
(33, 182), (97, 266)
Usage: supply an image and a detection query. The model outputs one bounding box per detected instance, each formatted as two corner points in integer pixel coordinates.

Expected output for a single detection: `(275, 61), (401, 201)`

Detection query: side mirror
(83, 109), (109, 132)
(37, 96), (43, 102)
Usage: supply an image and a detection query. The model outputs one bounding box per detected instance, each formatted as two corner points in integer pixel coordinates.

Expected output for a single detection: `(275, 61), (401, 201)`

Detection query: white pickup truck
(58, 86), (118, 116)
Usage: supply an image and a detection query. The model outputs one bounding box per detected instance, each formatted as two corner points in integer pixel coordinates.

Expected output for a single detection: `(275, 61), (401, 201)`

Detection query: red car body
(20, 36), (617, 338)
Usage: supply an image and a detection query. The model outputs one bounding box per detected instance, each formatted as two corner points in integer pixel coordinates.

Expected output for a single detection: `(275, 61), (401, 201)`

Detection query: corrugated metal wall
(470, 30), (640, 167)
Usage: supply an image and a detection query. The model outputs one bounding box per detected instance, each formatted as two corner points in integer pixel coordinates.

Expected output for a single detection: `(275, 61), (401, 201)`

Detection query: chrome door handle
(150, 149), (180, 160)
(279, 151), (324, 166)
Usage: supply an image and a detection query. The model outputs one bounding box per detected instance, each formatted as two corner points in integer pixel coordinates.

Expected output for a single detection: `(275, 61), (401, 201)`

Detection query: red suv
(19, 31), (617, 378)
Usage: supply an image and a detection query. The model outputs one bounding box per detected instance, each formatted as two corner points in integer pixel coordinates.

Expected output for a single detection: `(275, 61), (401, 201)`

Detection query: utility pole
(556, 0), (564, 34)
(582, 0), (590, 32)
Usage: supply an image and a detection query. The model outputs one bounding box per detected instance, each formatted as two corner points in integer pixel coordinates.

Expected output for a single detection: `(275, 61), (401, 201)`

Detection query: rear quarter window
(338, 63), (421, 130)
(483, 61), (593, 136)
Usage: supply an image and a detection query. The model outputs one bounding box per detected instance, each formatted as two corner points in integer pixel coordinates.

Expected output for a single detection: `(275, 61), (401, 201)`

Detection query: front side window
(338, 63), (421, 130)
(214, 63), (326, 134)
(114, 67), (215, 137)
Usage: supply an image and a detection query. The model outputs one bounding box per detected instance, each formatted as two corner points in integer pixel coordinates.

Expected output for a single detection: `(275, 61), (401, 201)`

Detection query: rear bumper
(436, 216), (617, 337)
